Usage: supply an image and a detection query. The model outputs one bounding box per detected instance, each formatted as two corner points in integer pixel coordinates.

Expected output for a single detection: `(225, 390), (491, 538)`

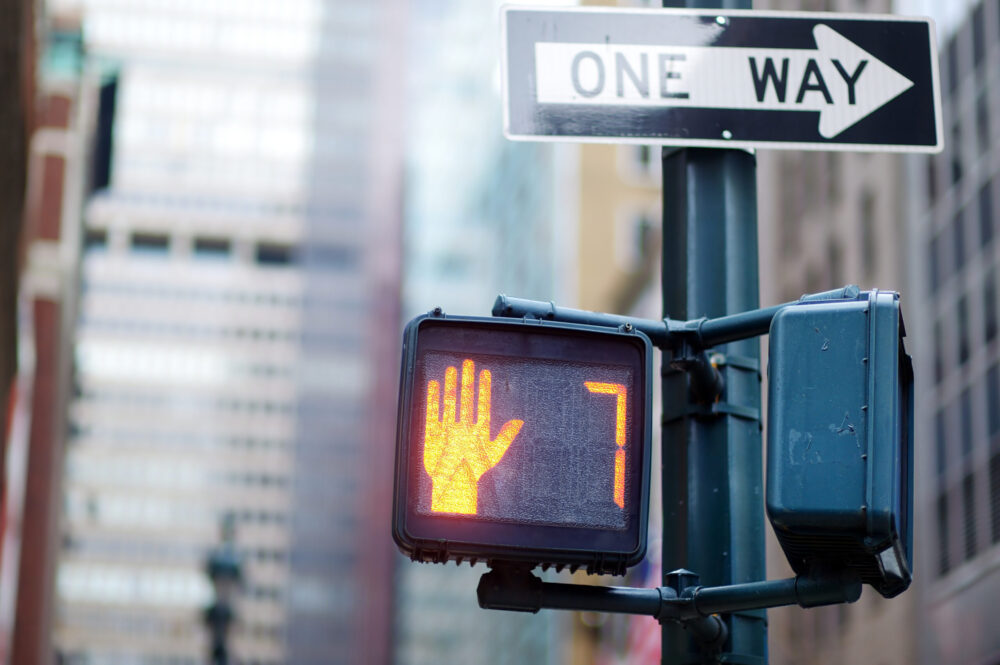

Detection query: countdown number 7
(585, 381), (627, 509)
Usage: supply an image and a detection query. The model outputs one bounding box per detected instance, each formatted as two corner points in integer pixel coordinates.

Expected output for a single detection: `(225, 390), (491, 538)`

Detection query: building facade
(43, 1), (403, 663)
(909, 1), (1000, 663)
(1, 14), (97, 664)
(753, 0), (918, 662)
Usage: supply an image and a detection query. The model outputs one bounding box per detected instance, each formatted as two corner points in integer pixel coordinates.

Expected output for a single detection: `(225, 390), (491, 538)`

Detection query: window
(827, 237), (843, 287)
(954, 208), (966, 273)
(981, 181), (994, 247)
(985, 272), (997, 343)
(83, 228), (108, 253)
(934, 320), (944, 384)
(988, 364), (1000, 437)
(958, 296), (970, 365)
(936, 409), (947, 477)
(779, 155), (803, 258)
(926, 156), (938, 205)
(860, 190), (876, 279)
(963, 473), (977, 560)
(193, 236), (231, 260)
(929, 234), (941, 294)
(990, 452), (1000, 544)
(826, 152), (840, 202)
(255, 242), (297, 266)
(961, 388), (973, 457)
(951, 124), (963, 185)
(947, 36), (960, 93)
(977, 93), (990, 153)
(938, 491), (950, 576)
(130, 231), (169, 255)
(973, 4), (986, 68)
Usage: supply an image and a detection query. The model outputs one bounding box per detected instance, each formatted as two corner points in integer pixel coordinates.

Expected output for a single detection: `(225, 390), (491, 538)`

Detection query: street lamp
(204, 514), (242, 665)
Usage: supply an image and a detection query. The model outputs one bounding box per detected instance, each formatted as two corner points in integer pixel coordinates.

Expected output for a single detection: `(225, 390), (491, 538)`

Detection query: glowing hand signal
(424, 359), (523, 514)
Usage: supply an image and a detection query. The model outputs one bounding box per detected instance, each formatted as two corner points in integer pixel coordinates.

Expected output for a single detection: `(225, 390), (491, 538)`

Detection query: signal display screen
(415, 352), (633, 529)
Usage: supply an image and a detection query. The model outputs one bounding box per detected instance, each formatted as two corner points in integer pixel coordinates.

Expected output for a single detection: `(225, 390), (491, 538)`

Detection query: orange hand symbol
(423, 359), (523, 514)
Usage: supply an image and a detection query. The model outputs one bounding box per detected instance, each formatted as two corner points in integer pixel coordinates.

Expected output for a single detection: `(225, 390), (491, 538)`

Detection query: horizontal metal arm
(683, 571), (862, 615)
(475, 566), (728, 647)
(492, 285), (860, 351)
(476, 566), (860, 649)
(491, 295), (673, 346)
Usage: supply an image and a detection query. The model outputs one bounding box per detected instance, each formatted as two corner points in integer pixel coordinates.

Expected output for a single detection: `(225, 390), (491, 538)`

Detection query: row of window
(85, 229), (361, 271)
(62, 534), (290, 574)
(80, 280), (303, 308)
(934, 364), (1000, 476)
(927, 1), (994, 207)
(59, 654), (283, 665)
(932, 274), (998, 382)
(944, 1), (998, 97)
(85, 228), (305, 266)
(74, 388), (296, 416)
(936, 452), (1000, 577)
(927, 179), (995, 295)
(69, 424), (293, 453)
(80, 316), (300, 344)
(78, 317), (366, 354)
(91, 189), (363, 224)
(65, 454), (292, 494)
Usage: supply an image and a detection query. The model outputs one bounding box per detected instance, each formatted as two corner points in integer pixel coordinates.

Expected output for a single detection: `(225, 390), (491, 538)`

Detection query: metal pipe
(491, 295), (671, 346)
(494, 286), (862, 351)
(686, 573), (861, 615)
(696, 304), (784, 347)
(477, 567), (858, 649)
(538, 582), (665, 615)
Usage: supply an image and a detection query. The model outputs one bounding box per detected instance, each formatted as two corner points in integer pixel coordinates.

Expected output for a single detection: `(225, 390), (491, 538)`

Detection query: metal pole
(661, 3), (764, 664)
(661, 141), (766, 665)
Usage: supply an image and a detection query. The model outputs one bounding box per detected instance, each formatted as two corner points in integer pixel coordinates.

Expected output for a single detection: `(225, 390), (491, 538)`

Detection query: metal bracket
(477, 565), (861, 652)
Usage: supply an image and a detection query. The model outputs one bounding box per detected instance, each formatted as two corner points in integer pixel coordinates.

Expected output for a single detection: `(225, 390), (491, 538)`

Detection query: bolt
(722, 129), (733, 140)
(715, 15), (728, 26)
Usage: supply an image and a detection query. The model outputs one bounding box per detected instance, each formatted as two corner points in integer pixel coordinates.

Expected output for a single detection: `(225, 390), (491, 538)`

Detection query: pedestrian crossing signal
(392, 313), (652, 575)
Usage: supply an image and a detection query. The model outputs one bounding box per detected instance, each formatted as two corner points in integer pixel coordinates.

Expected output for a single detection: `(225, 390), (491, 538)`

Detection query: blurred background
(0, 0), (997, 664)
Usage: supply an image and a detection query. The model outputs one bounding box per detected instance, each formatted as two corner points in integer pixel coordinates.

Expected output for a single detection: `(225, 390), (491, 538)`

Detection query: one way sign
(502, 7), (942, 152)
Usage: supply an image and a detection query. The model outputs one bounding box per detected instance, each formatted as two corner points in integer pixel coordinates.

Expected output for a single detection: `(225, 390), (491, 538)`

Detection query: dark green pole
(660, 3), (765, 665)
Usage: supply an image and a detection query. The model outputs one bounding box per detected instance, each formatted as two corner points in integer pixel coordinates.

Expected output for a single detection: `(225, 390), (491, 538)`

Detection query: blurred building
(39, 1), (403, 664)
(754, 0), (918, 663)
(393, 2), (576, 664)
(907, 1), (1000, 663)
(564, 7), (665, 658)
(0, 12), (97, 664)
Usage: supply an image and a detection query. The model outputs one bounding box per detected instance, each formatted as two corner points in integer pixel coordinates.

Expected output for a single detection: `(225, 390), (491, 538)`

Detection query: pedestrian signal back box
(767, 290), (913, 597)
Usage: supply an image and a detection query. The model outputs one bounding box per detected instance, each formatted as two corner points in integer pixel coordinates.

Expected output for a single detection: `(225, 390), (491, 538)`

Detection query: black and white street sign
(501, 7), (942, 152)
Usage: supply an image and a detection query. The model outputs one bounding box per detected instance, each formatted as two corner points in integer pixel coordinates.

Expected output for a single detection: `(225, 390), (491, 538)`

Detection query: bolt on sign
(392, 314), (652, 575)
(502, 6), (942, 152)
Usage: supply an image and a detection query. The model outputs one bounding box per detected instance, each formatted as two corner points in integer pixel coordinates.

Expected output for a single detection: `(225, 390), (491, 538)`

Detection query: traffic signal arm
(493, 285), (861, 351)
(477, 566), (860, 632)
